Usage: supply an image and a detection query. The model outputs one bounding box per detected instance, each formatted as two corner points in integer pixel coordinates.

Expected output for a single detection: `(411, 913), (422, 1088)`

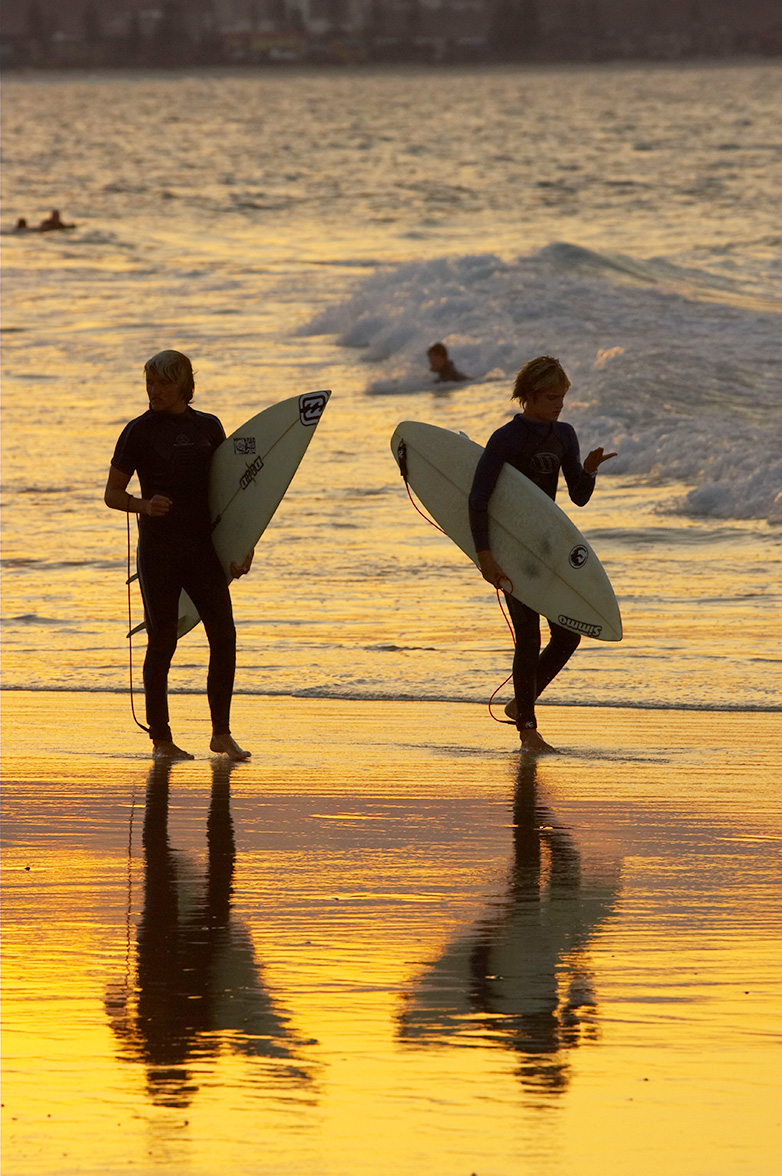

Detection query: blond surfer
(469, 356), (616, 753)
(104, 350), (252, 761)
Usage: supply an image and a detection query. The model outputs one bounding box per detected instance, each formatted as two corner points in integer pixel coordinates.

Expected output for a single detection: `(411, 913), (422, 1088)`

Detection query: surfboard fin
(396, 439), (409, 482)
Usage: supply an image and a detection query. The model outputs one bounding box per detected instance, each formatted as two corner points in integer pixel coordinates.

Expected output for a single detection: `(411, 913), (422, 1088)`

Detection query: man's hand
(145, 494), (173, 517)
(477, 550), (513, 594)
(230, 549), (254, 579)
(584, 447), (617, 475)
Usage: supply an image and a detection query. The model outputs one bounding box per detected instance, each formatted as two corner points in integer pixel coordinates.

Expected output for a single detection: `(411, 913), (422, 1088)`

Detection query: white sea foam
(301, 244), (782, 523)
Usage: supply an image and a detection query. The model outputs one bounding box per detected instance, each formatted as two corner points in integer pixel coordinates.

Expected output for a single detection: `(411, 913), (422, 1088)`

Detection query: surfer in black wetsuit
(39, 209), (75, 231)
(468, 356), (616, 754)
(428, 342), (467, 384)
(104, 350), (253, 762)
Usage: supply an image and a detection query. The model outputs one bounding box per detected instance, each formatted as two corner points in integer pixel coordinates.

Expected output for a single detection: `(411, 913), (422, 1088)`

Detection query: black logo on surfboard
(239, 455), (264, 490)
(233, 436), (256, 455)
(569, 544), (589, 569)
(299, 391), (329, 426)
(558, 614), (602, 638)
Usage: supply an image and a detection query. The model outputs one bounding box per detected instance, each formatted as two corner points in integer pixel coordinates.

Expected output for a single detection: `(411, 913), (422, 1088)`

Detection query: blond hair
(144, 350), (195, 402)
(512, 356), (570, 407)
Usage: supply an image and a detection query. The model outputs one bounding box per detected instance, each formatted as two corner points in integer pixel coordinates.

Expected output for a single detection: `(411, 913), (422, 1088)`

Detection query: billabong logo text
(240, 455), (264, 490)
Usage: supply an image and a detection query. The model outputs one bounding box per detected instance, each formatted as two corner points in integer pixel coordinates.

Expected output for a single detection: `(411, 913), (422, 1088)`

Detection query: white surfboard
(131, 390), (331, 639)
(390, 420), (622, 642)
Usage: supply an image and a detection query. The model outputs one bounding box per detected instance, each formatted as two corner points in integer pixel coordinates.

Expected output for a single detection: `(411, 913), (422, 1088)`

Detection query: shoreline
(2, 685), (779, 714)
(2, 690), (778, 773)
(4, 57), (779, 80)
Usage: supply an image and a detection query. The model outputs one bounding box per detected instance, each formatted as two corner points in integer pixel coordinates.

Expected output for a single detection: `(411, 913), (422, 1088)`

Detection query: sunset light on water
(2, 57), (781, 1175)
(3, 699), (780, 1174)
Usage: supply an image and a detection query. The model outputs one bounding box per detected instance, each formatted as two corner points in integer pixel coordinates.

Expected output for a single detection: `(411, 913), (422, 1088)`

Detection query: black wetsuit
(112, 407), (235, 742)
(469, 415), (595, 731)
(434, 359), (467, 383)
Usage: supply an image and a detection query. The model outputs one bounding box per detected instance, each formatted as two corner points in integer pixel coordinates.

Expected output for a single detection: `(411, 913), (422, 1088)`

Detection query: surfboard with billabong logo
(390, 420), (622, 642)
(130, 390), (331, 639)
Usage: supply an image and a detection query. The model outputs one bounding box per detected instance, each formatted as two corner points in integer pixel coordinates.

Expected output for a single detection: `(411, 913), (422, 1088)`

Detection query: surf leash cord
(126, 508), (150, 733)
(396, 439), (516, 724)
(395, 440), (447, 536)
(488, 589), (517, 724)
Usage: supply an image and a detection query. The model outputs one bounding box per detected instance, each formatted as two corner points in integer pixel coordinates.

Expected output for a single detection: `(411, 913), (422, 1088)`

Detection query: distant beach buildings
(2, 0), (781, 68)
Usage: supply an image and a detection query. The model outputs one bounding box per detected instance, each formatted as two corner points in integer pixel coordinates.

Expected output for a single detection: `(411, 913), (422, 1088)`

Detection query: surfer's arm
(468, 435), (509, 552)
(104, 465), (172, 517)
(470, 437), (513, 591)
(562, 428), (615, 506)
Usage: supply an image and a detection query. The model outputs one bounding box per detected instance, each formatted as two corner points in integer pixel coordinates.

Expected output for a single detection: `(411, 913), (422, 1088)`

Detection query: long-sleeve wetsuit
(111, 407), (236, 742)
(468, 414), (595, 731)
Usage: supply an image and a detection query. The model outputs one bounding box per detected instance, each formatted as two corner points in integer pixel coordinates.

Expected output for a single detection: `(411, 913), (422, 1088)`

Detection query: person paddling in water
(468, 356), (616, 754)
(104, 350), (253, 762)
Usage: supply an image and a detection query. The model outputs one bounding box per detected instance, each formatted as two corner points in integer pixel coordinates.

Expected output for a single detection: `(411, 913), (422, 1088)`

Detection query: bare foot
(519, 728), (558, 756)
(210, 733), (251, 761)
(153, 740), (194, 761)
(504, 698), (518, 721)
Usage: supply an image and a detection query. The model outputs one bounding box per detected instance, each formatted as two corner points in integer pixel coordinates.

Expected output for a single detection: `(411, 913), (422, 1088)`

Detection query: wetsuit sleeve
(469, 430), (509, 551)
(111, 420), (138, 476)
(561, 424), (595, 507)
(205, 413), (226, 451)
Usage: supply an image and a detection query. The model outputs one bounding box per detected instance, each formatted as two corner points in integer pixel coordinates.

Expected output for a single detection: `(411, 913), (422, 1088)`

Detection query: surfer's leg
(505, 594), (541, 729)
(536, 622), (581, 697)
(182, 546), (249, 760)
(137, 537), (182, 746)
(505, 596), (559, 754)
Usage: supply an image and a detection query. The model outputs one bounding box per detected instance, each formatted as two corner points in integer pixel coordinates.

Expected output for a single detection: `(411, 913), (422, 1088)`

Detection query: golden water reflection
(2, 697), (780, 1176)
(398, 759), (620, 1095)
(105, 760), (317, 1110)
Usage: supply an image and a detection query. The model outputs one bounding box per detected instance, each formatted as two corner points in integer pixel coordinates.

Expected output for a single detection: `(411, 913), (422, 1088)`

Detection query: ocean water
(2, 64), (782, 1176)
(2, 62), (781, 715)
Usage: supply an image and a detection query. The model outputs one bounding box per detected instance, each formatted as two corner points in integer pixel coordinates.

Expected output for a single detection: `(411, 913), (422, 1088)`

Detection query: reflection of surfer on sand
(469, 356), (616, 754)
(104, 350), (253, 761)
(397, 759), (621, 1093)
(105, 760), (314, 1107)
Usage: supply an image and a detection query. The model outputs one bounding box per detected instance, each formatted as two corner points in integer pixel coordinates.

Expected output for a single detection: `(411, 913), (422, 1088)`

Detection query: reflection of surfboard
(131, 390), (330, 639)
(390, 420), (622, 642)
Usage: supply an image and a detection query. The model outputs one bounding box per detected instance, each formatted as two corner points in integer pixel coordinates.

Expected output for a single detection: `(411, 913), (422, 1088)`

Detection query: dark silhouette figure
(397, 758), (621, 1093)
(39, 209), (75, 231)
(427, 341), (468, 383)
(106, 760), (315, 1107)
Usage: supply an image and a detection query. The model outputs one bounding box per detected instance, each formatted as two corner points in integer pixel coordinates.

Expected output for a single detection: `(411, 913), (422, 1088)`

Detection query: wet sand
(2, 692), (781, 1176)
